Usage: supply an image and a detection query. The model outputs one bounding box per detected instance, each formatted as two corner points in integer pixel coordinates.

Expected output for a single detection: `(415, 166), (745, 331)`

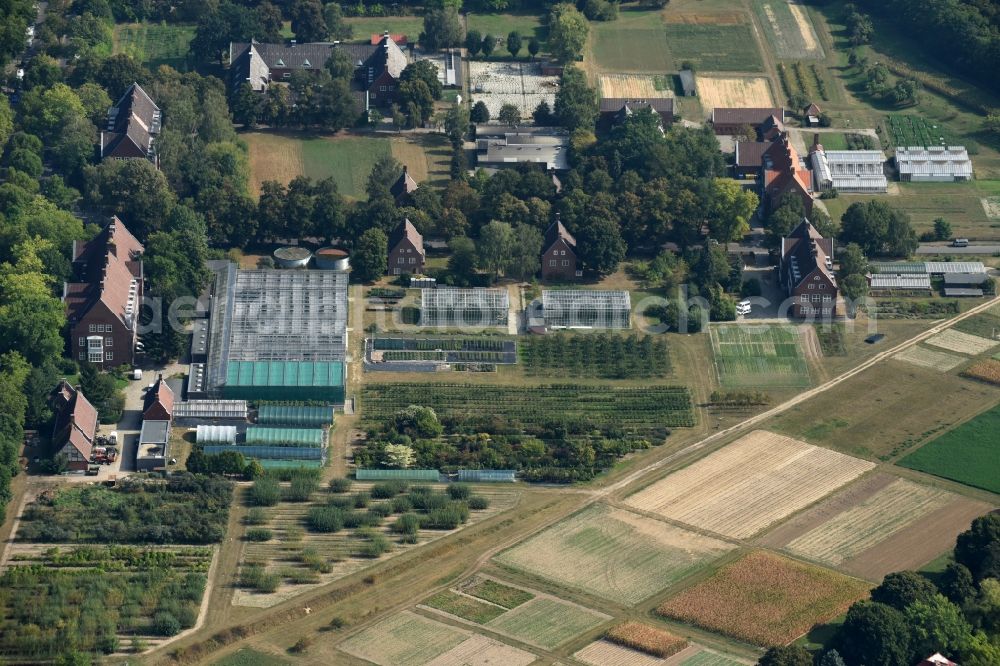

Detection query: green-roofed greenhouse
(356, 469), (441, 481)
(245, 426), (326, 447)
(222, 361), (345, 403)
(258, 404), (334, 426)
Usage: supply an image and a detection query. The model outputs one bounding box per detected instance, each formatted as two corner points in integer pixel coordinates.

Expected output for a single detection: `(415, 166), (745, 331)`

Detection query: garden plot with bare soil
(574, 641), (751, 666)
(757, 474), (991, 579)
(925, 329), (999, 356)
(493, 503), (734, 606)
(893, 344), (966, 372)
(233, 483), (521, 608)
(625, 430), (875, 539)
(697, 76), (776, 115)
(600, 74), (673, 99)
(469, 61), (559, 119)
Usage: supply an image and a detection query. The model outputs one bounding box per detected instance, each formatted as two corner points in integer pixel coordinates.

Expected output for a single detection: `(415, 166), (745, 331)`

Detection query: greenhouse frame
(222, 361), (345, 403)
(203, 445), (323, 460)
(420, 288), (509, 328)
(456, 469), (517, 482)
(356, 469), (441, 481)
(174, 400), (248, 423)
(245, 426), (326, 447)
(196, 425), (238, 445)
(542, 290), (632, 329)
(257, 404), (334, 426)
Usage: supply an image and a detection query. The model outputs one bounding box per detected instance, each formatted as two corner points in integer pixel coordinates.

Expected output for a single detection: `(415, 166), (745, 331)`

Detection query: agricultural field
(494, 503), (735, 605)
(361, 383), (694, 436)
(605, 621), (688, 658)
(899, 402), (1000, 493)
(710, 325), (811, 389)
(114, 22), (195, 70)
(575, 640), (670, 666)
(953, 306), (1000, 339)
(0, 544), (213, 659)
(591, 10), (673, 72)
(234, 482), (520, 608)
(600, 74), (673, 98)
(752, 0), (824, 59)
(370, 336), (517, 365)
(963, 358), (1000, 386)
(893, 345), (965, 372)
(883, 114), (958, 149)
(520, 333), (671, 378)
(769, 358), (1000, 459)
(212, 649), (290, 666)
(657, 551), (870, 647)
(925, 329), (998, 356)
(663, 21), (764, 72)
(776, 61), (829, 105)
(482, 596), (609, 649)
(697, 76), (776, 111)
(339, 611), (524, 666)
(759, 474), (993, 580)
(625, 430), (875, 539)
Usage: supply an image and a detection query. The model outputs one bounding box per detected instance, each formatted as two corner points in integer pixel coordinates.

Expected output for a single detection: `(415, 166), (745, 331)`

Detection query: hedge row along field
(520, 333), (671, 378)
(900, 403), (1000, 493)
(657, 551), (870, 646)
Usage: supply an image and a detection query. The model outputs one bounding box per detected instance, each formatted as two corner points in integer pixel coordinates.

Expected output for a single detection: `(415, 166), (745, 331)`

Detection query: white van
(736, 299), (752, 316)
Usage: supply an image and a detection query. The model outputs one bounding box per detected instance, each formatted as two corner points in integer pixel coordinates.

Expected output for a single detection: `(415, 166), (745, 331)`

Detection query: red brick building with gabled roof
(711, 107), (785, 135)
(780, 218), (837, 318)
(99, 83), (161, 166)
(49, 380), (98, 471)
(143, 374), (175, 421)
(541, 216), (579, 281)
(389, 165), (419, 205)
(763, 132), (813, 215)
(387, 218), (425, 276)
(63, 217), (144, 368)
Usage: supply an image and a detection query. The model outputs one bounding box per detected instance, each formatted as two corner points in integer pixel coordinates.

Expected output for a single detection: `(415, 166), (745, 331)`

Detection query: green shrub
(152, 611), (181, 636)
(392, 512), (421, 535)
(391, 496), (413, 513)
(284, 472), (319, 502)
(328, 477), (352, 493)
(369, 502), (393, 517)
(447, 483), (471, 500)
(421, 503), (470, 530)
(411, 491), (449, 512)
(343, 510), (381, 529)
(327, 496), (354, 510)
(358, 533), (392, 558)
(468, 495), (490, 510)
(245, 507), (268, 525)
(245, 528), (272, 542)
(306, 506), (346, 533)
(352, 491), (371, 508)
(371, 480), (409, 498)
(249, 477), (281, 507)
(299, 547), (332, 573)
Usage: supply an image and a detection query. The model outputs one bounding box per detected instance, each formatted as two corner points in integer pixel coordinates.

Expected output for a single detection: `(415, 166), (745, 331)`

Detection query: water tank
(273, 246), (312, 268)
(315, 247), (350, 271)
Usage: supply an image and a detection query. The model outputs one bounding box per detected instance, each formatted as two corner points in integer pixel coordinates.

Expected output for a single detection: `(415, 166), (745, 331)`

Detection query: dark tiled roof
(65, 218), (144, 328)
(102, 83), (160, 161)
(712, 107), (785, 125)
(782, 219), (835, 288)
(389, 219), (424, 256)
(735, 141), (772, 168)
(143, 375), (175, 417)
(389, 168), (419, 200)
(50, 381), (97, 459)
(599, 97), (674, 116)
(544, 219), (576, 249)
(361, 35), (407, 84)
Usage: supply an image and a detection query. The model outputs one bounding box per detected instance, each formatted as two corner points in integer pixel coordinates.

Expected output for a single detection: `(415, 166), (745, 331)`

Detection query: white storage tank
(273, 246), (312, 268)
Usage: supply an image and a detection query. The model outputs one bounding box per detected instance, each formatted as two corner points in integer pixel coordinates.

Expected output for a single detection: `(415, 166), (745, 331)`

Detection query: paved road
(916, 244), (1000, 255)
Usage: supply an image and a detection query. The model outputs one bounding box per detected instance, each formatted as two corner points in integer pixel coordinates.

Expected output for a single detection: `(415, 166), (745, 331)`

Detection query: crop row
(520, 333), (671, 379)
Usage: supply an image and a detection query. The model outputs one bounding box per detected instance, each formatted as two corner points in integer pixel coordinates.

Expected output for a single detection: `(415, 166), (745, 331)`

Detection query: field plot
(338, 611), (469, 665)
(520, 333), (671, 378)
(953, 306), (1000, 339)
(600, 74), (673, 98)
(963, 358), (1000, 386)
(592, 10), (673, 72)
(494, 503), (735, 606)
(663, 22), (764, 72)
(752, 0), (823, 59)
(625, 431), (875, 539)
(575, 640), (670, 666)
(983, 196), (1000, 219)
(235, 483), (520, 608)
(893, 345), (965, 372)
(424, 634), (537, 666)
(114, 22), (195, 70)
(925, 329), (998, 356)
(900, 402), (1000, 493)
(657, 551), (870, 647)
(710, 325), (811, 388)
(884, 114), (958, 149)
(469, 61), (558, 119)
(484, 597), (609, 649)
(680, 651), (753, 666)
(697, 76), (775, 111)
(760, 473), (993, 580)
(467, 13), (547, 48)
(212, 648), (289, 666)
(605, 621), (688, 658)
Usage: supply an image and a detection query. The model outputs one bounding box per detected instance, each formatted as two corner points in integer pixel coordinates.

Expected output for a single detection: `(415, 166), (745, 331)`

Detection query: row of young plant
(520, 333), (671, 379)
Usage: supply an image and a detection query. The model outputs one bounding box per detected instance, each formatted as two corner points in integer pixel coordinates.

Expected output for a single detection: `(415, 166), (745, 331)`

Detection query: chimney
(402, 165), (407, 175)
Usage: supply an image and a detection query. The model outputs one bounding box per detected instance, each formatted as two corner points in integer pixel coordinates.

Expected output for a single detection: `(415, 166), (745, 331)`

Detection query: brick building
(387, 219), (425, 276)
(710, 107), (785, 135)
(541, 217), (579, 281)
(780, 219), (837, 318)
(49, 380), (98, 471)
(143, 374), (175, 421)
(763, 132), (813, 214)
(99, 83), (161, 166)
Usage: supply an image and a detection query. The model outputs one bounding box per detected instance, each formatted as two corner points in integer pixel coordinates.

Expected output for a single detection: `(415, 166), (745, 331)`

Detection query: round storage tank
(315, 247), (350, 271)
(273, 246), (312, 268)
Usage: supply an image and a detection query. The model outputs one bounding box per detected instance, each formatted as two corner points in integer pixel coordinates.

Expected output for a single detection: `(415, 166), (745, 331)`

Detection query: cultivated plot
(663, 22), (764, 72)
(574, 640), (750, 666)
(710, 325), (811, 389)
(484, 596), (609, 649)
(925, 329), (999, 356)
(657, 551), (870, 647)
(494, 503), (735, 606)
(697, 76), (776, 111)
(425, 634), (537, 666)
(751, 0), (824, 59)
(469, 61), (559, 119)
(893, 345), (965, 372)
(625, 430), (875, 539)
(338, 612), (476, 666)
(963, 358), (1000, 386)
(900, 402), (1000, 494)
(600, 74), (673, 98)
(591, 10), (673, 72)
(760, 474), (993, 580)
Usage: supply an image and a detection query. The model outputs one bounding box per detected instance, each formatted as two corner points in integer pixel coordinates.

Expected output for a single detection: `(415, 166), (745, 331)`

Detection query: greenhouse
(196, 425), (238, 445)
(420, 288), (509, 328)
(174, 400), (248, 422)
(542, 290), (632, 329)
(257, 404), (334, 426)
(222, 361), (345, 403)
(258, 459), (324, 470)
(456, 469), (517, 482)
(356, 469), (441, 481)
(245, 426), (326, 447)
(203, 445), (323, 460)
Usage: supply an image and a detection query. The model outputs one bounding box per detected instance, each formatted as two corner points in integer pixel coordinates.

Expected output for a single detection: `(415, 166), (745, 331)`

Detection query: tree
(528, 37), (541, 59)
(891, 78), (920, 106)
(421, 7), (464, 51)
(401, 60), (443, 101)
(232, 82), (262, 127)
(838, 242), (868, 279)
(447, 236), (478, 284)
(872, 571), (940, 611)
(840, 273), (868, 310)
(757, 645), (812, 666)
(366, 154), (404, 200)
(549, 3), (589, 63)
(96, 53), (147, 100)
(471, 101), (490, 123)
(290, 0), (327, 42)
(18, 84), (86, 141)
(0, 241), (66, 367)
(393, 405), (443, 438)
(75, 82), (113, 126)
(533, 100), (553, 125)
(353, 228), (388, 282)
(0, 95), (13, 151)
(834, 601), (911, 666)
(481, 33), (496, 58)
(498, 103), (521, 126)
(905, 594), (973, 662)
(384, 444), (415, 469)
(88, 158), (176, 239)
(816, 650), (847, 666)
(955, 514), (1000, 582)
(940, 562), (976, 606)
(933, 217), (952, 241)
(477, 220), (514, 278)
(576, 215), (626, 274)
(840, 200), (917, 257)
(465, 29), (482, 57)
(79, 362), (125, 424)
(507, 31), (522, 58)
(708, 179), (757, 242)
(554, 65), (598, 130)
(23, 54), (63, 91)
(507, 224), (543, 281)
(323, 3), (353, 41)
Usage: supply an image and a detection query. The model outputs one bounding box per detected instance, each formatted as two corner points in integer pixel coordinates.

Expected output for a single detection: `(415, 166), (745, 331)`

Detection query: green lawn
(818, 133), (849, 150)
(213, 649), (290, 666)
(114, 22), (195, 71)
(592, 11), (672, 72)
(467, 13), (547, 47)
(423, 590), (506, 624)
(484, 597), (606, 649)
(663, 22), (764, 72)
(344, 16), (425, 42)
(898, 402), (1000, 493)
(300, 136), (391, 200)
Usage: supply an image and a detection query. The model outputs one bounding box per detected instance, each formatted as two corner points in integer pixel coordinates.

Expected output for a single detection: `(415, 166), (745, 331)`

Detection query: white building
(895, 146), (973, 182)
(811, 146), (888, 193)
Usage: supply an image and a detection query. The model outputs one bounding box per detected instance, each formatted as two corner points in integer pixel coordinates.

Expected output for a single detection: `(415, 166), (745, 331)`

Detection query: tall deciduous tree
(548, 3), (589, 62)
(707, 178), (757, 242)
(576, 214), (625, 274)
(477, 220), (514, 278)
(353, 228), (388, 282)
(0, 239), (67, 367)
(834, 601), (911, 666)
(507, 31), (522, 58)
(421, 7), (464, 50)
(554, 65), (597, 130)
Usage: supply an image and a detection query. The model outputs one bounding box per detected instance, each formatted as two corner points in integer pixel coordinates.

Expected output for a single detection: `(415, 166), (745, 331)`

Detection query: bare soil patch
(600, 74), (673, 98)
(697, 76), (775, 113)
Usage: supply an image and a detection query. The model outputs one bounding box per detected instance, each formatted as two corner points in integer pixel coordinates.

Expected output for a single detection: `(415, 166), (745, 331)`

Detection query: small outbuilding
(679, 69), (696, 97)
(143, 374), (174, 421)
(137, 420), (170, 472)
